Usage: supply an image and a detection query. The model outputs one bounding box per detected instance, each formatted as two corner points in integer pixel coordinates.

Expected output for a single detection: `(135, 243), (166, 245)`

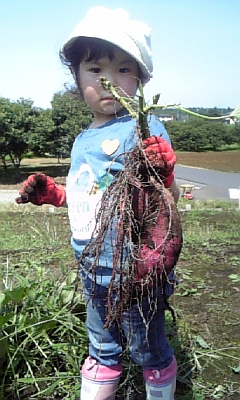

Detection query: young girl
(17, 7), (180, 400)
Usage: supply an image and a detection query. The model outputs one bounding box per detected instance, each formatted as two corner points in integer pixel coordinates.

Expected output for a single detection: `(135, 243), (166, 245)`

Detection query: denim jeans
(83, 277), (174, 369)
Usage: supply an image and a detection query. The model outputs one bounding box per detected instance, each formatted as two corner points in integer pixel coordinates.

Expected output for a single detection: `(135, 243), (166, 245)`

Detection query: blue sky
(1, 0), (239, 109)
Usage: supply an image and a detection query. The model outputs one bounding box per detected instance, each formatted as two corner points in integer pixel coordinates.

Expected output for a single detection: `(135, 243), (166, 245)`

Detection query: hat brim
(63, 32), (151, 84)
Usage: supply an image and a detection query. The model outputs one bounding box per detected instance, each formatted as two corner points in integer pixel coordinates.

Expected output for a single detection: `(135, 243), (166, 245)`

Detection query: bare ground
(176, 151), (240, 173)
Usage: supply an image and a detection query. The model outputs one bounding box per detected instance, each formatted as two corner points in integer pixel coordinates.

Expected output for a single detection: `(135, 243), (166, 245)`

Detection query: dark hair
(59, 37), (143, 89)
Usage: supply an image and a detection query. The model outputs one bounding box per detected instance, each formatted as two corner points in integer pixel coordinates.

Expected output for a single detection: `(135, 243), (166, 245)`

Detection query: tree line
(165, 119), (240, 152)
(0, 91), (93, 177)
(1, 91), (239, 175)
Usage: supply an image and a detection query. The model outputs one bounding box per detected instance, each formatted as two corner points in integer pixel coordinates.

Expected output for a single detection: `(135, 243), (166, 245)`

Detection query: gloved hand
(15, 173), (66, 207)
(142, 136), (176, 187)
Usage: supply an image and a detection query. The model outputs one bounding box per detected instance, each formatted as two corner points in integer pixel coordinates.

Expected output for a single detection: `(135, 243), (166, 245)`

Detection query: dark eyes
(90, 68), (101, 73)
(89, 67), (130, 74)
(119, 68), (129, 73)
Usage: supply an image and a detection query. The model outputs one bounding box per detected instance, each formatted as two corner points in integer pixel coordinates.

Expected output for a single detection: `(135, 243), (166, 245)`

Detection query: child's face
(78, 47), (139, 122)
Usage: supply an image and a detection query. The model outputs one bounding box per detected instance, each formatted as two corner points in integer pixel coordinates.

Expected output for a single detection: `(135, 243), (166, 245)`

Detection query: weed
(0, 202), (239, 399)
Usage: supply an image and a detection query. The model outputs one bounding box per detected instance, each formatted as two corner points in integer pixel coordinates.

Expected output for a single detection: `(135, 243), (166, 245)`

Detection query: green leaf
(182, 273), (192, 280)
(34, 319), (58, 332)
(228, 273), (240, 283)
(194, 393), (204, 400)
(4, 287), (27, 304)
(66, 270), (78, 285)
(60, 287), (75, 305)
(152, 93), (160, 105)
(41, 379), (61, 395)
(232, 365), (240, 374)
(0, 312), (14, 328)
(181, 288), (198, 296)
(195, 335), (210, 349)
(0, 293), (5, 309)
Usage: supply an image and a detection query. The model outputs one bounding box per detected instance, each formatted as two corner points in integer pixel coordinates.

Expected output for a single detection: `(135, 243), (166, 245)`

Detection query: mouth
(102, 97), (115, 101)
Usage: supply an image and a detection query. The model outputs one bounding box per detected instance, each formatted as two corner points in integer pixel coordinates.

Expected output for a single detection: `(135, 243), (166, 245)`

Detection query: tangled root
(77, 129), (182, 328)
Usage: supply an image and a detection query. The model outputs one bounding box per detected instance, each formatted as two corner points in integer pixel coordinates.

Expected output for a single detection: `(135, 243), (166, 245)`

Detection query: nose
(101, 71), (118, 87)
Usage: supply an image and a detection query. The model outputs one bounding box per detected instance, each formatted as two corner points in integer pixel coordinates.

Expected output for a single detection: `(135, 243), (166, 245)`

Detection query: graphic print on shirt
(67, 163), (114, 240)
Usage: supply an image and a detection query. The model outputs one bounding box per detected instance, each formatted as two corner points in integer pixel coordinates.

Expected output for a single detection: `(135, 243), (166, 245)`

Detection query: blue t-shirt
(66, 111), (170, 286)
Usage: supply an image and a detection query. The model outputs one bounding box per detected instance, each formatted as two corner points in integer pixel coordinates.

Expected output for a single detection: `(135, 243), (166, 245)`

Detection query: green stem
(169, 105), (234, 120)
(100, 77), (137, 118)
(138, 93), (150, 139)
(100, 77), (150, 138)
(100, 77), (239, 123)
(145, 104), (235, 120)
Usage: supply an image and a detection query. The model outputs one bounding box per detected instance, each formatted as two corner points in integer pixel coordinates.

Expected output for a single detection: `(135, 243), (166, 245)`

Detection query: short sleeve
(147, 114), (171, 145)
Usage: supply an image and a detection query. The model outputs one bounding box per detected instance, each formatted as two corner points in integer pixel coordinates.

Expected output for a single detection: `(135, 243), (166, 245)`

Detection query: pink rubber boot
(80, 356), (122, 400)
(143, 356), (177, 400)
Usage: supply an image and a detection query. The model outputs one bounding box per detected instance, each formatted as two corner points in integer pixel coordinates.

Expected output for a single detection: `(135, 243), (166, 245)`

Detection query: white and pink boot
(80, 356), (122, 400)
(143, 356), (177, 400)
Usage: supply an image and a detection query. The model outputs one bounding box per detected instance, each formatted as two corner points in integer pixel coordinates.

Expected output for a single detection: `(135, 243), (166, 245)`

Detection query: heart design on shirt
(101, 139), (120, 156)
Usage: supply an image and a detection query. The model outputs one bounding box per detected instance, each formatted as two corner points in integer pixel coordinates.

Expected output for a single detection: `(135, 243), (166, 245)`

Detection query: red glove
(15, 173), (66, 207)
(142, 136), (176, 187)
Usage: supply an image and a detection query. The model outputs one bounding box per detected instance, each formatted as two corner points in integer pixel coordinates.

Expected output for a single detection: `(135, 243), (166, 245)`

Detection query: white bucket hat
(62, 6), (153, 84)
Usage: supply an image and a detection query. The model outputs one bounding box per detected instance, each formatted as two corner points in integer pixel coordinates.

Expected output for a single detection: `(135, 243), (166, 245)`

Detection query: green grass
(218, 144), (240, 151)
(0, 201), (239, 399)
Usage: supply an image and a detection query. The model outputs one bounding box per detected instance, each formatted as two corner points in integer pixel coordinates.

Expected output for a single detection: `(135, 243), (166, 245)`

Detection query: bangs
(61, 37), (116, 68)
(83, 38), (116, 62)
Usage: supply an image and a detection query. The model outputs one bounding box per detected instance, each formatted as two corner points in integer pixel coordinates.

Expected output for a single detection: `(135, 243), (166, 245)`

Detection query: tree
(165, 119), (209, 151)
(224, 123), (240, 146)
(205, 122), (225, 151)
(28, 109), (55, 156)
(165, 118), (232, 152)
(50, 90), (93, 161)
(0, 98), (38, 179)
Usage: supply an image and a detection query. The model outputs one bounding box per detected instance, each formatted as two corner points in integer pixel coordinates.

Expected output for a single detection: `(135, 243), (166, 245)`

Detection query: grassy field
(0, 153), (240, 399)
(0, 200), (239, 399)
